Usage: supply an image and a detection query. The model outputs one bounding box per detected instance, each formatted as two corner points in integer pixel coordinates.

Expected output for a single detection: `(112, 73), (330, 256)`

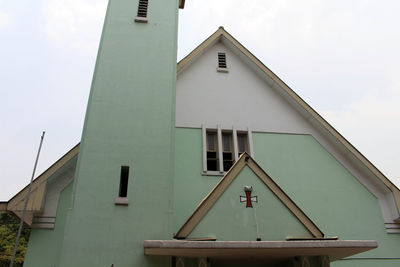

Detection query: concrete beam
(144, 240), (378, 261)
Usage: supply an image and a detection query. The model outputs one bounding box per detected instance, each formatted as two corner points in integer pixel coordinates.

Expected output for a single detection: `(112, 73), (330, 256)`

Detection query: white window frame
(202, 125), (254, 175)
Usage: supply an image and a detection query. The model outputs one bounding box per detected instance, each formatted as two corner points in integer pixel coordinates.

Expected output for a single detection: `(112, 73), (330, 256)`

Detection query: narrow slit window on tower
(135, 0), (149, 22)
(119, 166), (129, 197)
(217, 52), (229, 72)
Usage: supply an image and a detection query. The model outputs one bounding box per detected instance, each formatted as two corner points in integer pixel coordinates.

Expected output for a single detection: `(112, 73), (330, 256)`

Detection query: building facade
(2, 1), (400, 266)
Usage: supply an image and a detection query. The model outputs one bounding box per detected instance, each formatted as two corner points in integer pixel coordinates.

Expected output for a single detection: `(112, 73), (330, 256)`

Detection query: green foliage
(0, 212), (30, 266)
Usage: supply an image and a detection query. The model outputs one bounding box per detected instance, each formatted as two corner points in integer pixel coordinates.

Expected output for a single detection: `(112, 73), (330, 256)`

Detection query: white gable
(176, 41), (314, 134)
(175, 36), (400, 232)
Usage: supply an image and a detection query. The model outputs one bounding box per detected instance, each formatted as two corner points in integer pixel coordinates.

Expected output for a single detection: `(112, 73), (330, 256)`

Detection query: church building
(2, 0), (400, 266)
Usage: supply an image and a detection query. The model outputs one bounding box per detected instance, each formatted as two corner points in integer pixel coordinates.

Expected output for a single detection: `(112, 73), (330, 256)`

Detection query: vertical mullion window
(222, 132), (233, 171)
(203, 128), (252, 173)
(137, 0), (148, 18)
(237, 133), (248, 157)
(206, 131), (219, 171)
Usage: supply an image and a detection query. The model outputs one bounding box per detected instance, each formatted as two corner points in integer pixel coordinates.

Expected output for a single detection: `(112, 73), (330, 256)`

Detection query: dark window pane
(207, 151), (217, 159)
(223, 161), (233, 171)
(207, 160), (218, 171)
(223, 152), (232, 160)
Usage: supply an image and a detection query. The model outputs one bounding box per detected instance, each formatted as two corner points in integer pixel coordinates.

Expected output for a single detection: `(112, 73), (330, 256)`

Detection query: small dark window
(218, 52), (227, 68)
(137, 0), (148, 18)
(119, 166), (129, 197)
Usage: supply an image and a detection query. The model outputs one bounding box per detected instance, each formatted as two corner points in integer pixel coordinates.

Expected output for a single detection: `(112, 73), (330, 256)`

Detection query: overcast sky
(1, 0), (399, 200)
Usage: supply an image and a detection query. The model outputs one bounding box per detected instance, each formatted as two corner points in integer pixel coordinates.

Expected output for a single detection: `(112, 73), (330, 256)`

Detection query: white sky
(1, 0), (399, 200)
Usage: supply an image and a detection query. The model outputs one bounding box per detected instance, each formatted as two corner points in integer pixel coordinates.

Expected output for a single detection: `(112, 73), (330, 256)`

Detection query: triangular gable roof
(177, 27), (400, 218)
(175, 152), (325, 239)
(1, 144), (79, 226)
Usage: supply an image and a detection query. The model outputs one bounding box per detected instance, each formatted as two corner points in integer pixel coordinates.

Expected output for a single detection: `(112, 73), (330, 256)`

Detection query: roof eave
(3, 144), (80, 226)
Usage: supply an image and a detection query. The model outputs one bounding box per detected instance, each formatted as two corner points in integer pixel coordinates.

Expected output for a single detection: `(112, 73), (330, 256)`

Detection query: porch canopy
(144, 240), (377, 261)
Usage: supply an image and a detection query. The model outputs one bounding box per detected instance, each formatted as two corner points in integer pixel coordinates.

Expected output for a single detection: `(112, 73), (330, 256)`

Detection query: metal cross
(240, 186), (258, 208)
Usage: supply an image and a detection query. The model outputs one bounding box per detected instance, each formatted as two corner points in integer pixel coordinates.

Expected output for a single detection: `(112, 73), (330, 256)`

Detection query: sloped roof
(177, 27), (400, 217)
(175, 153), (325, 239)
(1, 144), (79, 225)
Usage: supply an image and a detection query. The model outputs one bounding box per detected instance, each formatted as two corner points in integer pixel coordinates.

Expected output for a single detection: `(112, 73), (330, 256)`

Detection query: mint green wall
(57, 0), (179, 266)
(24, 182), (72, 267)
(174, 127), (218, 231)
(252, 133), (400, 260)
(188, 166), (313, 240)
(174, 128), (400, 265)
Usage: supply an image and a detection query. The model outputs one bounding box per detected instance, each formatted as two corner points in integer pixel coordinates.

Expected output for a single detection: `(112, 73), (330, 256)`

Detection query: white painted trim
(134, 16), (148, 23)
(386, 228), (400, 234)
(114, 197), (129, 205)
(217, 125), (223, 173)
(31, 217), (56, 229)
(247, 128), (254, 158)
(201, 171), (223, 176)
(233, 127), (239, 161)
(202, 125), (207, 173)
(216, 67), (229, 73)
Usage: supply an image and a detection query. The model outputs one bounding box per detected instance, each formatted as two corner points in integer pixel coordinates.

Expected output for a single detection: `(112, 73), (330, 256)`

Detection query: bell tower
(58, 0), (185, 266)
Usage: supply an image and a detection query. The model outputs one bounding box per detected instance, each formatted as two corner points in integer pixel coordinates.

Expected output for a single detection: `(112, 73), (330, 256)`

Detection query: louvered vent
(137, 0), (148, 18)
(218, 52), (227, 68)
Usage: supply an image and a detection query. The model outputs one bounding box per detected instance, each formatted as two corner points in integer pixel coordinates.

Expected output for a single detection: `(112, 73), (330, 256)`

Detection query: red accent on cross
(240, 190), (257, 208)
(245, 191), (252, 208)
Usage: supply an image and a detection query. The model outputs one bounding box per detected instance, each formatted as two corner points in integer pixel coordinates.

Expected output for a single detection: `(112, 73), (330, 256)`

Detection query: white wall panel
(176, 42), (314, 134)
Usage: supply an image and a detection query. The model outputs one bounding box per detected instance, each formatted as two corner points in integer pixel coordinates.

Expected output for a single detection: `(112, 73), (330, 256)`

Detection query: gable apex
(175, 153), (325, 239)
(177, 27), (400, 219)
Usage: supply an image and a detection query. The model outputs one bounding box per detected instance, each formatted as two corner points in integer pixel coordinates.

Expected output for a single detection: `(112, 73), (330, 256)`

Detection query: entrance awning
(144, 240), (377, 261)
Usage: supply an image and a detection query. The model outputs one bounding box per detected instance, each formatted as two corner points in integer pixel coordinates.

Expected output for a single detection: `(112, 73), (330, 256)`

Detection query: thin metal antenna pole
(9, 131), (45, 267)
